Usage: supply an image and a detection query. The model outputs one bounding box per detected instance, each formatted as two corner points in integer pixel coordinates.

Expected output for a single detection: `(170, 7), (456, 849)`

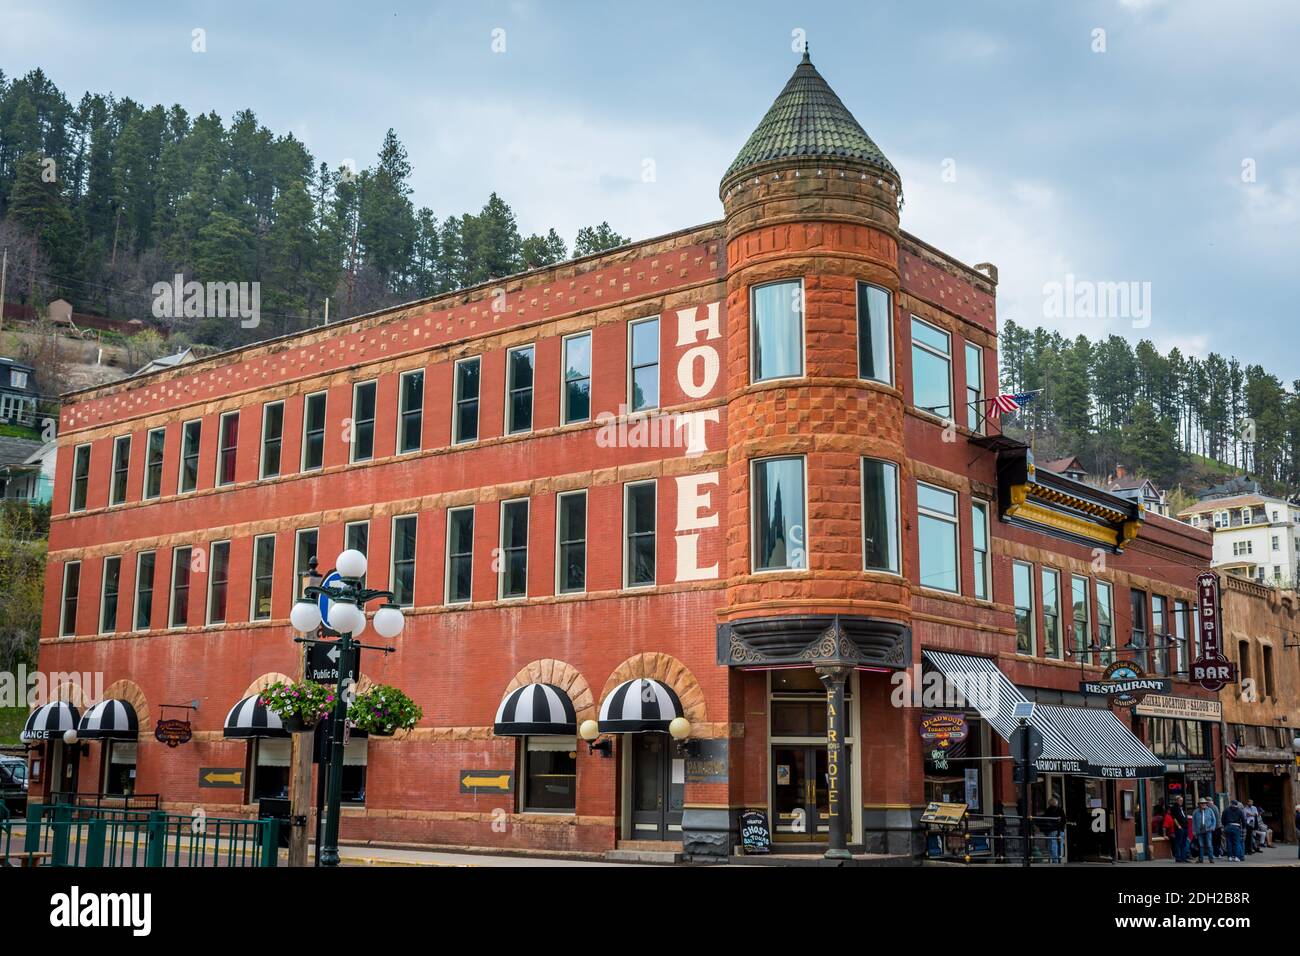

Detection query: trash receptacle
(258, 797), (292, 849)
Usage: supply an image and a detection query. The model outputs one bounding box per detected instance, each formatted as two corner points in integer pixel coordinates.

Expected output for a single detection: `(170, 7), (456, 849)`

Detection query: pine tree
(573, 221), (629, 256)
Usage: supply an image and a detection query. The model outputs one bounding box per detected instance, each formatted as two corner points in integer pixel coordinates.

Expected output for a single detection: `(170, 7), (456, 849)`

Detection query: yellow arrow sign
(204, 770), (243, 785)
(461, 773), (511, 790)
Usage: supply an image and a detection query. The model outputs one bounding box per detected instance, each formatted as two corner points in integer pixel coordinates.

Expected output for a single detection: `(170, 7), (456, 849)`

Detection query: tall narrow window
(453, 358), (481, 443)
(1013, 561), (1035, 654)
(70, 443), (91, 512)
(911, 317), (952, 419)
(499, 499), (529, 599)
(293, 529), (318, 604)
(1130, 589), (1148, 671)
(556, 491), (587, 594)
(390, 515), (417, 607)
(260, 402), (284, 478)
(100, 555), (121, 634)
(217, 411), (239, 486)
(1151, 594), (1169, 677)
(1041, 568), (1061, 659)
(302, 392), (327, 471)
(134, 552), (156, 630)
(506, 346), (534, 434)
(251, 535), (275, 621)
(972, 500), (990, 600)
(397, 370), (424, 454)
(1173, 599), (1190, 674)
(169, 547), (192, 628)
(1095, 581), (1113, 665)
(179, 420), (201, 493)
(624, 481), (656, 588)
(207, 540), (231, 624)
(60, 562), (81, 636)
(917, 482), (959, 592)
(628, 317), (659, 411)
(752, 456), (807, 571)
(862, 458), (899, 573)
(144, 427), (166, 499)
(445, 507), (475, 604)
(110, 436), (131, 505)
(751, 280), (803, 382)
(1262, 645), (1275, 699)
(344, 521), (369, 556)
(857, 282), (892, 384)
(965, 342), (984, 432)
(562, 333), (591, 424)
(1074, 576), (1095, 663)
(351, 382), (376, 462)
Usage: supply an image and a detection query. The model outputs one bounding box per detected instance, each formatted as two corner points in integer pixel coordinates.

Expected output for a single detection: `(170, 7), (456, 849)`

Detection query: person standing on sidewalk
(1192, 798), (1218, 863)
(1221, 800), (1246, 861)
(1170, 796), (1190, 862)
(1241, 799), (1260, 855)
(1039, 797), (1065, 863)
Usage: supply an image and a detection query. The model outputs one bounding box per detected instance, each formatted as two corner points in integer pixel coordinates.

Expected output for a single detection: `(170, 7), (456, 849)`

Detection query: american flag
(986, 390), (1040, 420)
(1224, 731), (1238, 761)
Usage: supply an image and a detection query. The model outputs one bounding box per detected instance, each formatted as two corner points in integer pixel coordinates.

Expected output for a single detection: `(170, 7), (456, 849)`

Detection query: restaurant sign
(919, 712), (969, 749)
(1191, 571), (1237, 691)
(1080, 661), (1171, 705)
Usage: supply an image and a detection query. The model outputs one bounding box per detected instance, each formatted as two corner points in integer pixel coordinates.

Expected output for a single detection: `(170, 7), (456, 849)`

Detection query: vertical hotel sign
(1191, 571), (1237, 691)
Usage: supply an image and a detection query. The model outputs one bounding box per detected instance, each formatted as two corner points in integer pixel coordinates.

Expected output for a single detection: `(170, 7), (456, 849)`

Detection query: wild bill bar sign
(1191, 570), (1237, 691)
(1080, 661), (1171, 705)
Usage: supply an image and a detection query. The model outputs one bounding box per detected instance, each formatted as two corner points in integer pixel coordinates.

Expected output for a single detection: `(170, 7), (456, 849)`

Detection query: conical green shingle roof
(723, 50), (897, 185)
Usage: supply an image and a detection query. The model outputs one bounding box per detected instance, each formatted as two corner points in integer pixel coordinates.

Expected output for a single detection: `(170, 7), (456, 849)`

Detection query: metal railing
(22, 803), (280, 867)
(49, 791), (161, 811)
(924, 813), (1069, 864)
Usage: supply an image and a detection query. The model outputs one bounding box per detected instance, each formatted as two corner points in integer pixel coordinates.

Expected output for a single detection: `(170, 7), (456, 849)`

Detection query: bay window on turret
(861, 458), (899, 573)
(752, 456), (807, 571)
(856, 282), (893, 384)
(751, 280), (804, 382)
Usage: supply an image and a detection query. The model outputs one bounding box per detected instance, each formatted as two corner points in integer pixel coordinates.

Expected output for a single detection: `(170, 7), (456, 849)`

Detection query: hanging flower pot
(259, 681), (336, 733)
(348, 684), (422, 737)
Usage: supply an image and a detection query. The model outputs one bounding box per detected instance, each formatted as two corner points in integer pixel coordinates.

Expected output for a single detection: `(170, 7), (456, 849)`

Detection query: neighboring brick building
(31, 52), (1217, 862)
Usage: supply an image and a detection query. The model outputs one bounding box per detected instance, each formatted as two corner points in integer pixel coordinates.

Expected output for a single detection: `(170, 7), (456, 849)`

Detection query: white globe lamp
(336, 549), (368, 580)
(373, 603), (405, 639)
(290, 598), (322, 633)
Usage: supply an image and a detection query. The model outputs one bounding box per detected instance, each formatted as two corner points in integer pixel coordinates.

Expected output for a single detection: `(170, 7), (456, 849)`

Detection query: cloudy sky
(4, 0), (1298, 376)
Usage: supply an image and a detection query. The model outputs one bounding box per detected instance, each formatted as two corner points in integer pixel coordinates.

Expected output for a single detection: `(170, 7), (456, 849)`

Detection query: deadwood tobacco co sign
(1080, 661), (1171, 706)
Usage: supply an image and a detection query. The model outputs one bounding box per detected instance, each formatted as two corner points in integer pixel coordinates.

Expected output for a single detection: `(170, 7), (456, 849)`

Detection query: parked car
(0, 756), (29, 813)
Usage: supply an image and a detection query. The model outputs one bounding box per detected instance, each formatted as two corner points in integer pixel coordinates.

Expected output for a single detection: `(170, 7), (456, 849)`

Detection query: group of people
(1155, 795), (1276, 862)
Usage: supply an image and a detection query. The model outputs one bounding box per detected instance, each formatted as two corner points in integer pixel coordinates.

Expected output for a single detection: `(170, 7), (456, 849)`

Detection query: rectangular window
(506, 346), (535, 434)
(169, 547), (192, 628)
(60, 562), (81, 636)
(445, 507), (475, 604)
(260, 402), (284, 478)
(453, 358), (481, 443)
(972, 500), (990, 600)
(351, 381), (376, 462)
(911, 317), (953, 420)
(1130, 588), (1148, 670)
(857, 282), (892, 384)
(344, 521), (369, 556)
(207, 540), (231, 624)
(1041, 568), (1061, 659)
(1095, 580), (1113, 665)
(1173, 598), (1191, 675)
(624, 481), (656, 588)
(179, 420), (201, 493)
(100, 555), (121, 634)
(1262, 645), (1275, 698)
(1074, 576), (1095, 663)
(217, 411), (239, 486)
(862, 458), (899, 574)
(397, 370), (424, 454)
(251, 535), (275, 621)
(752, 279), (804, 382)
(1151, 594), (1169, 677)
(301, 392), (327, 471)
(134, 552), (156, 630)
(628, 317), (660, 412)
(556, 491), (587, 594)
(753, 457), (807, 572)
(102, 740), (137, 796)
(143, 427), (166, 499)
(70, 443), (91, 512)
(110, 436), (131, 505)
(390, 516), (417, 607)
(965, 342), (984, 432)
(499, 499), (529, 599)
(917, 482), (959, 592)
(1013, 562), (1035, 654)
(522, 736), (577, 813)
(293, 529), (318, 604)
(562, 333), (592, 423)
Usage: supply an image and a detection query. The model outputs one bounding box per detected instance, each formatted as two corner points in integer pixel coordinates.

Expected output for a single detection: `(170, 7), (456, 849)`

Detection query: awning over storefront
(921, 650), (1163, 779)
(598, 678), (683, 733)
(21, 701), (80, 741)
(493, 683), (577, 736)
(224, 695), (289, 739)
(77, 699), (140, 741)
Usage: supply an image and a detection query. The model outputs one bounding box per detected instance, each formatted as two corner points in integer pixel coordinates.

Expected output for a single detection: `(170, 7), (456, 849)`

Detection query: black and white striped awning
(77, 699), (140, 740)
(493, 683), (577, 736)
(224, 695), (289, 739)
(21, 701), (80, 741)
(1034, 703), (1163, 779)
(598, 678), (683, 734)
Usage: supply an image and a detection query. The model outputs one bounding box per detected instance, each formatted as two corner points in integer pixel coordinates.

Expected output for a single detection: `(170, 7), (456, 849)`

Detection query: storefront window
(521, 736), (577, 812)
(102, 741), (137, 796)
(923, 716), (985, 812)
(341, 739), (367, 805)
(252, 739), (291, 799)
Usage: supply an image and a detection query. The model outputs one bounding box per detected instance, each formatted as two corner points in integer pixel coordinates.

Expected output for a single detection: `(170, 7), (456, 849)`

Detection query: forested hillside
(999, 320), (1300, 496)
(0, 68), (629, 350)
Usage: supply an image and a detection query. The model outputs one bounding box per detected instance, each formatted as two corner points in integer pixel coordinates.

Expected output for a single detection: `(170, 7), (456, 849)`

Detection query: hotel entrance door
(771, 745), (830, 841)
(629, 733), (683, 840)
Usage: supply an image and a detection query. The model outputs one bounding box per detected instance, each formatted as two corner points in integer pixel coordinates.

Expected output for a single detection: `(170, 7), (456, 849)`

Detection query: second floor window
(144, 427), (166, 499)
(70, 443), (91, 512)
(302, 392), (327, 470)
(170, 547), (192, 628)
(293, 529), (318, 604)
(180, 420), (201, 493)
(628, 317), (659, 411)
(260, 402), (284, 478)
(351, 382), (377, 462)
(390, 516), (417, 607)
(857, 282), (892, 384)
(1173, 598), (1191, 674)
(134, 552), (156, 630)
(506, 346), (534, 434)
(917, 482), (958, 592)
(345, 521), (369, 555)
(752, 280), (803, 382)
(100, 555), (121, 634)
(60, 562), (81, 636)
(911, 317), (952, 420)
(972, 500), (990, 601)
(625, 481), (656, 588)
(965, 342), (984, 432)
(398, 370), (424, 454)
(217, 412), (239, 486)
(1075, 575), (1095, 661)
(563, 333), (591, 424)
(1013, 561), (1034, 654)
(499, 499), (529, 599)
(251, 536), (275, 621)
(1130, 589), (1148, 665)
(1042, 568), (1062, 659)
(1151, 594), (1169, 677)
(753, 456), (807, 571)
(1095, 580), (1114, 664)
(110, 436), (131, 505)
(453, 358), (480, 443)
(862, 458), (899, 574)
(208, 540), (231, 624)
(557, 491), (587, 594)
(446, 507), (475, 604)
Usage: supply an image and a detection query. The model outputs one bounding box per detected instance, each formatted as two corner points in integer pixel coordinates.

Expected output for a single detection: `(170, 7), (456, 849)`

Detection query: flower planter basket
(282, 714), (320, 733)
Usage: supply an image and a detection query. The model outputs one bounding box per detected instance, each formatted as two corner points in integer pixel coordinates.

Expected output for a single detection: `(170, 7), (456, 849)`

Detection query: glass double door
(629, 733), (684, 840)
(771, 745), (832, 841)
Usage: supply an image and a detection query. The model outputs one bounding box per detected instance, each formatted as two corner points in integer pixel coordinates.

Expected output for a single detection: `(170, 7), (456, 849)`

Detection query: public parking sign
(1191, 571), (1237, 691)
(307, 639), (357, 685)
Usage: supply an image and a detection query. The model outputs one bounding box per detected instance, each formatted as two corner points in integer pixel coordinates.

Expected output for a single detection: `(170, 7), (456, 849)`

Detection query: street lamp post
(289, 548), (406, 867)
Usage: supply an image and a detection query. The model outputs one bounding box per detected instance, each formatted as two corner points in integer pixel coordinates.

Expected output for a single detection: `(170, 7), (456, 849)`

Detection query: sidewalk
(1131, 843), (1299, 867)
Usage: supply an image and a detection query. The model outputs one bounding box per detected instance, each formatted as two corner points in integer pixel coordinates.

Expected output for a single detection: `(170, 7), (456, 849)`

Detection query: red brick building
(32, 52), (1216, 862)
